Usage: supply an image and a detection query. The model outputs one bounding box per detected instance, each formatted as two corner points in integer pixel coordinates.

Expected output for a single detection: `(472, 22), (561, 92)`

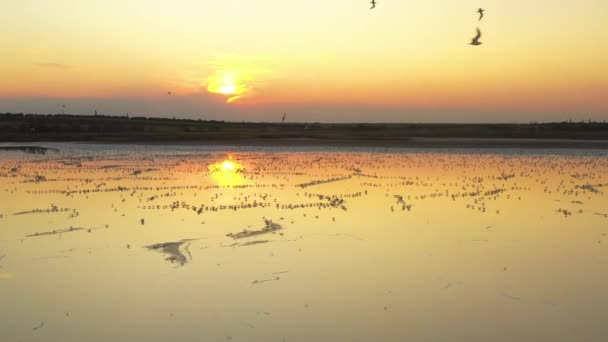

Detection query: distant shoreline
(3, 138), (608, 150)
(2, 113), (608, 149)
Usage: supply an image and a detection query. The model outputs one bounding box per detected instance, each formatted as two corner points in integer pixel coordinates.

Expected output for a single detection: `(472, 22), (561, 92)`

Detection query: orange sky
(0, 0), (606, 122)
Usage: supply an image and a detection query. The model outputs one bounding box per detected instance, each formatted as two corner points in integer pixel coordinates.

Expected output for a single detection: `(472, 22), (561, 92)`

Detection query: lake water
(1, 144), (607, 342)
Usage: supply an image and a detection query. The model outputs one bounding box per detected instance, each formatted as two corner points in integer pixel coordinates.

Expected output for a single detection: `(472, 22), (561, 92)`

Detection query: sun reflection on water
(208, 155), (245, 186)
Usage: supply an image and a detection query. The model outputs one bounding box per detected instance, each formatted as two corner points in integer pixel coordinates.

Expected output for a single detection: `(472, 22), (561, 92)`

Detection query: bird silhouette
(370, 0), (376, 10)
(282, 113), (286, 123)
(477, 8), (485, 21)
(470, 28), (483, 46)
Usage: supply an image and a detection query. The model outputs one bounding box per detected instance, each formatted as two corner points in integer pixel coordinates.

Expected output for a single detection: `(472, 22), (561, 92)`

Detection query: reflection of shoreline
(0, 146), (59, 154)
(188, 137), (608, 149)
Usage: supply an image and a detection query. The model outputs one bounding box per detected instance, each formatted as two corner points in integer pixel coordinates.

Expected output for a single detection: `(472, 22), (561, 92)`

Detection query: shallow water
(1, 144), (607, 342)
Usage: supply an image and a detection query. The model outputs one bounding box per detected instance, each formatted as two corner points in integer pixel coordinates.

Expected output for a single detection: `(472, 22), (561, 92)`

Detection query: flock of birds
(471, 8), (486, 46)
(369, 2), (487, 46)
(2, 150), (607, 246)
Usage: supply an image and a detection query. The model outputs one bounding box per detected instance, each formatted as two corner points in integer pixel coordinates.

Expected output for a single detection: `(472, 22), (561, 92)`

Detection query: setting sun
(207, 70), (249, 103)
(218, 84), (237, 95)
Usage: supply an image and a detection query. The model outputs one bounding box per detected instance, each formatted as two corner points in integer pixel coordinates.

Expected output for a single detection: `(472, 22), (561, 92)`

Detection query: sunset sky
(1, 0), (606, 122)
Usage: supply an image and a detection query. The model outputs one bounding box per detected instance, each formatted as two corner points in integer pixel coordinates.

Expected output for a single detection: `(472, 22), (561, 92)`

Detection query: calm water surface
(1, 144), (607, 342)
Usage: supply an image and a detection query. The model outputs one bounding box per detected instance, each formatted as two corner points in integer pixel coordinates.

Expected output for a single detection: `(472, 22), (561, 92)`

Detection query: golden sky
(0, 0), (607, 122)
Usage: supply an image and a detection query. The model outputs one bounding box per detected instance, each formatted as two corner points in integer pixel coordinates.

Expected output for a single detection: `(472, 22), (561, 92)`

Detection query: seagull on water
(470, 28), (483, 46)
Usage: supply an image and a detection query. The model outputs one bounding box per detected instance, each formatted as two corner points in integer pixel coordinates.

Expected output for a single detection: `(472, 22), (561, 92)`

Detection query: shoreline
(3, 137), (608, 149)
(3, 115), (607, 149)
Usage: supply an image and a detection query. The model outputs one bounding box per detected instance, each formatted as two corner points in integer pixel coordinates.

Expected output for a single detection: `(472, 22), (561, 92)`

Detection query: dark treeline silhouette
(1, 113), (608, 145)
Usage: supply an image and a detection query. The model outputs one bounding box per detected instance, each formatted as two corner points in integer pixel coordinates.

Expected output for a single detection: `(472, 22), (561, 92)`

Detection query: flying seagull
(370, 0), (376, 10)
(477, 8), (485, 21)
(470, 28), (483, 46)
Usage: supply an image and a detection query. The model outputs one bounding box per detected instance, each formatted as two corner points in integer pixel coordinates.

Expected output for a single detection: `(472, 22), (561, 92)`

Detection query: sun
(218, 84), (237, 95)
(207, 69), (249, 103)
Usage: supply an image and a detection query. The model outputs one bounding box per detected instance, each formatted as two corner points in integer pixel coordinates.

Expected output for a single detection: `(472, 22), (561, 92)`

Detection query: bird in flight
(477, 8), (485, 21)
(470, 28), (483, 46)
(370, 0), (376, 10)
(167, 91), (172, 96)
